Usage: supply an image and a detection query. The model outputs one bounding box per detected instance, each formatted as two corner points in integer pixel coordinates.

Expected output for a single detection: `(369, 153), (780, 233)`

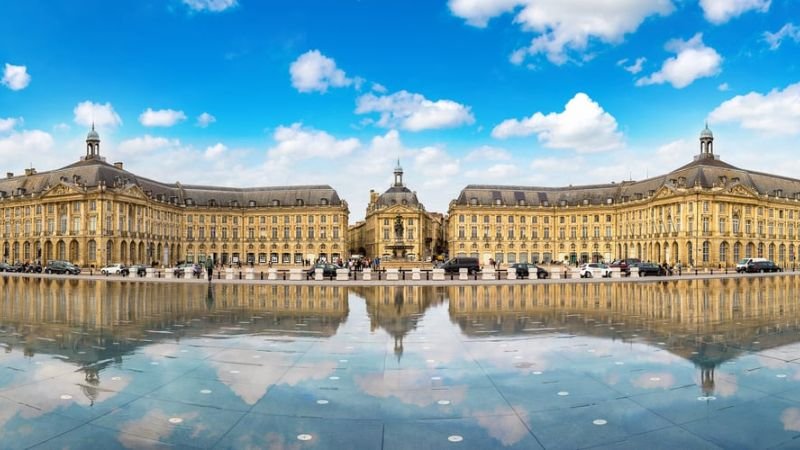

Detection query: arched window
(320, 198), (329, 206)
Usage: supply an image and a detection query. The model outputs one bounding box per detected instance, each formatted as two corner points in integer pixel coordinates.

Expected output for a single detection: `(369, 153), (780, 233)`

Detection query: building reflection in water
(3, 276), (800, 400)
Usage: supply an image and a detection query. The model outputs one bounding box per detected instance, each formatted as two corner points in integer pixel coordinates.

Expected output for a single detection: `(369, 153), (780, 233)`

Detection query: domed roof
(86, 124), (100, 141)
(377, 186), (422, 208)
(700, 123), (713, 139)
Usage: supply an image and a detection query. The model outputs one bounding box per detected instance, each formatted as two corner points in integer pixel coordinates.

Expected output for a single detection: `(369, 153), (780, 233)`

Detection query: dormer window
(320, 198), (329, 206)
(208, 199), (216, 207)
(582, 199), (589, 206)
(185, 198), (194, 206)
(648, 190), (655, 197)
(230, 200), (239, 208)
(560, 200), (567, 207)
(272, 199), (280, 207)
(606, 197), (613, 205)
(494, 198), (502, 206)
(518, 199), (526, 206)
(542, 200), (549, 207)
(249, 200), (256, 207)
(296, 199), (304, 206)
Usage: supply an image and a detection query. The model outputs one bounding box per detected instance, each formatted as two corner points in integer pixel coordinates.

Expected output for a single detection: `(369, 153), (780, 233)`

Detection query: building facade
(0, 128), (349, 267)
(348, 162), (444, 261)
(448, 127), (800, 269)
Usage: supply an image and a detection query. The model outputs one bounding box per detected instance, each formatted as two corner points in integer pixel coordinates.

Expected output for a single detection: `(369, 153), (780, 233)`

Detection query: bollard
(695, 269), (698, 276)
(239, 271), (242, 280)
(711, 269), (714, 275)
(260, 272), (264, 280)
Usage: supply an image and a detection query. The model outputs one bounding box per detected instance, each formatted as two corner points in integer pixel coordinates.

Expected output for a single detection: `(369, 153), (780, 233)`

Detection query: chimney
(369, 189), (379, 204)
(114, 162), (124, 170)
(5, 172), (12, 179)
(24, 168), (36, 176)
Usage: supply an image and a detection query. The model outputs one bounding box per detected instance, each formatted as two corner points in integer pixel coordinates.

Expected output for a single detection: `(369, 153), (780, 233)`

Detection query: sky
(1, 0), (799, 222)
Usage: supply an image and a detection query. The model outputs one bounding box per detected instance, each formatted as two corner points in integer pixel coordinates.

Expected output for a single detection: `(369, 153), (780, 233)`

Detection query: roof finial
(92, 121), (95, 131)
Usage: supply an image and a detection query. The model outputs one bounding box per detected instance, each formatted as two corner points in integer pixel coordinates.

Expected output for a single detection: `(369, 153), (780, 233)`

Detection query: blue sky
(1, 0), (799, 220)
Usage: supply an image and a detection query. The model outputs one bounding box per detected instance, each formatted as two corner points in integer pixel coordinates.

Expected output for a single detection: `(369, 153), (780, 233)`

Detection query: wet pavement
(1, 276), (800, 448)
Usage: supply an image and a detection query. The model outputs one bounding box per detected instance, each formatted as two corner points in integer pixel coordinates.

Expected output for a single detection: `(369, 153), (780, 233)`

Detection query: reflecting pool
(2, 277), (800, 448)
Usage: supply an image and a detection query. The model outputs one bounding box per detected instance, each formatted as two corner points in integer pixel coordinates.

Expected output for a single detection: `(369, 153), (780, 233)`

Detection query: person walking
(206, 258), (213, 283)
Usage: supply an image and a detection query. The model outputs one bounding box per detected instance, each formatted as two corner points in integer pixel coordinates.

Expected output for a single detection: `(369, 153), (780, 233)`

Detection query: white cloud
(636, 33), (722, 89)
(618, 57), (646, 74)
(464, 145), (512, 162)
(355, 90), (475, 132)
(2, 63), (31, 90)
(182, 0), (237, 12)
(450, 0), (674, 65)
(139, 108), (187, 127)
(371, 83), (388, 93)
(709, 82), (800, 135)
(718, 82), (730, 91)
(0, 117), (22, 133)
(53, 123), (70, 132)
(118, 135), (180, 155)
(290, 50), (355, 93)
(267, 123), (360, 162)
(0, 130), (57, 170)
(465, 163), (520, 179)
(204, 143), (227, 159)
(491, 92), (623, 152)
(196, 112), (216, 128)
(73, 101), (122, 128)
(699, 0), (770, 24)
(764, 23), (800, 50)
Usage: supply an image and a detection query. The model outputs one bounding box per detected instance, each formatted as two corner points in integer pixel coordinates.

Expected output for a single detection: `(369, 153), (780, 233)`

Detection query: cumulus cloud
(182, 0), (237, 12)
(73, 101), (122, 128)
(700, 0), (770, 24)
(2, 63), (31, 90)
(708, 82), (800, 135)
(617, 57), (646, 74)
(764, 23), (800, 50)
(449, 0), (674, 65)
(491, 92), (623, 152)
(118, 135), (181, 155)
(196, 112), (216, 128)
(0, 130), (57, 169)
(637, 33), (722, 89)
(290, 50), (357, 93)
(139, 108), (187, 127)
(0, 117), (22, 133)
(718, 82), (730, 91)
(267, 123), (360, 162)
(355, 90), (475, 132)
(204, 143), (227, 159)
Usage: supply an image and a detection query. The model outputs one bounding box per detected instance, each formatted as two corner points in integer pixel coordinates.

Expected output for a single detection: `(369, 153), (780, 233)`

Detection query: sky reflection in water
(1, 277), (800, 449)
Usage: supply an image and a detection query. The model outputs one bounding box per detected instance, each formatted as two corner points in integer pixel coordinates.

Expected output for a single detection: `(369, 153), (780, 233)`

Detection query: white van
(736, 258), (767, 273)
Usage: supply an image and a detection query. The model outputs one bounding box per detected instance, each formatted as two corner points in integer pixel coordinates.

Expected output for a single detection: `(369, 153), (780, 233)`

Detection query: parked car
(100, 263), (129, 276)
(580, 263), (612, 278)
(637, 262), (667, 276)
(0, 262), (12, 272)
(510, 263), (549, 279)
(609, 259), (631, 276)
(25, 263), (42, 273)
(307, 263), (341, 277)
(736, 257), (768, 273)
(174, 263), (202, 278)
(439, 257), (481, 274)
(44, 260), (81, 275)
(8, 262), (25, 272)
(745, 260), (782, 273)
(130, 264), (149, 277)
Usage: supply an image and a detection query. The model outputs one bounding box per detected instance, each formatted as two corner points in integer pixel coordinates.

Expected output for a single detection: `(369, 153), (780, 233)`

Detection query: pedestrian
(206, 258), (213, 282)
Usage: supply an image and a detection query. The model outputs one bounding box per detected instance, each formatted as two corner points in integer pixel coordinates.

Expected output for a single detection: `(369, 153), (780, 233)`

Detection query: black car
(637, 262), (666, 276)
(8, 262), (25, 272)
(510, 263), (549, 279)
(44, 260), (81, 275)
(25, 263), (42, 273)
(439, 257), (481, 274)
(745, 260), (782, 273)
(130, 264), (149, 277)
(307, 263), (341, 277)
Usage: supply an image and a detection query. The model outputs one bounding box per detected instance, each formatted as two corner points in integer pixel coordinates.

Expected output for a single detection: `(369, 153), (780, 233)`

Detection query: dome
(700, 123), (713, 139)
(86, 126), (100, 141)
(376, 186), (422, 209)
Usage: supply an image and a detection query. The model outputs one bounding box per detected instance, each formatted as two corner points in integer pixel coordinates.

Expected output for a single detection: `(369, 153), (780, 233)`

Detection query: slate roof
(454, 155), (800, 207)
(0, 158), (344, 208)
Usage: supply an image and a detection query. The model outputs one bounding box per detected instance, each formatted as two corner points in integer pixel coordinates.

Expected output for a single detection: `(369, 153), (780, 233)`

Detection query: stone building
(448, 126), (800, 268)
(0, 128), (349, 267)
(348, 161), (444, 261)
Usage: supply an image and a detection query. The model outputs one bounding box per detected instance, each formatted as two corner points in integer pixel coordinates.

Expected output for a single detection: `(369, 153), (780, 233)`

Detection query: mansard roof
(0, 158), (344, 208)
(454, 155), (800, 208)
